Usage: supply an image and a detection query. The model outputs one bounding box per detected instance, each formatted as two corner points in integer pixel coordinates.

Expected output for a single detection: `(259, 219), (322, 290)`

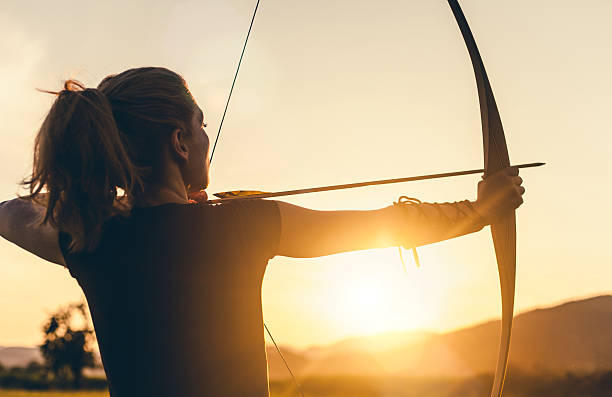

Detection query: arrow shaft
(209, 162), (543, 203)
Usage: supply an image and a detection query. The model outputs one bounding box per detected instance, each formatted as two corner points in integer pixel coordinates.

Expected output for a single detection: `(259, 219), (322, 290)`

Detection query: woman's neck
(134, 186), (189, 207)
(133, 165), (190, 207)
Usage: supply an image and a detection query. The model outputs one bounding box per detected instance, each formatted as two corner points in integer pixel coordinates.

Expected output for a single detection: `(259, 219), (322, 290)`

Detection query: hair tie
(36, 79), (89, 97)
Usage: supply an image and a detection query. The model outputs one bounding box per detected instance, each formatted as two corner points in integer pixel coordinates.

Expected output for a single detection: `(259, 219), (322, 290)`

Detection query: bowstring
(265, 323), (307, 397)
(208, 1), (306, 395)
(209, 0), (260, 164)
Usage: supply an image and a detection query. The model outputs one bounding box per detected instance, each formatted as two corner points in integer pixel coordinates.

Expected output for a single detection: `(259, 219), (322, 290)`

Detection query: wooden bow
(447, 1), (516, 395)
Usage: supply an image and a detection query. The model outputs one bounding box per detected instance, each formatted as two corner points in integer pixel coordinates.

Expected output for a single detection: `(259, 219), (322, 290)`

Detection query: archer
(0, 67), (524, 396)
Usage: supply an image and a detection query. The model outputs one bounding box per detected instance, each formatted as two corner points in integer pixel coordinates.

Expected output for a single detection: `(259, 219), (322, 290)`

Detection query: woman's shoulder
(109, 198), (280, 236)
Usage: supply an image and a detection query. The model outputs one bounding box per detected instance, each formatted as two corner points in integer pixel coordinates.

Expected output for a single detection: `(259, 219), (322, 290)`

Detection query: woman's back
(59, 200), (280, 397)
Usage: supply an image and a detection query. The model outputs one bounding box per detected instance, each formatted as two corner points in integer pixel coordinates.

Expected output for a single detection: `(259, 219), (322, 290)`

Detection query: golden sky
(1, 0), (611, 349)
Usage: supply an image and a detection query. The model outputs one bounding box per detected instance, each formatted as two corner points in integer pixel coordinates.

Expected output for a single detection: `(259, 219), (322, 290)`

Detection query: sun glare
(336, 280), (389, 335)
(350, 282), (386, 314)
(317, 248), (447, 339)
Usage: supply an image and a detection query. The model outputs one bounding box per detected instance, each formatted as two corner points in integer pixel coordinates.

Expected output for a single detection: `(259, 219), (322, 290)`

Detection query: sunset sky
(1, 0), (611, 350)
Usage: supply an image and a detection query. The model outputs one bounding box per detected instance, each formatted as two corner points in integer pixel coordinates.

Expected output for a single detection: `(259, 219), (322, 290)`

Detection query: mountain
(3, 295), (611, 379)
(267, 295), (612, 379)
(0, 346), (42, 368)
(0, 345), (104, 377)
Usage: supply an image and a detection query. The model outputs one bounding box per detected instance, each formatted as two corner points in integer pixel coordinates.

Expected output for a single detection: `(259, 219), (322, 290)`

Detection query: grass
(0, 392), (109, 397)
(3, 371), (612, 397)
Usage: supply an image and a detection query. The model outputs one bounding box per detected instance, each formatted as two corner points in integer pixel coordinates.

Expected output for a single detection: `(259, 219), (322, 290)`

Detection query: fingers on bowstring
(189, 190), (209, 203)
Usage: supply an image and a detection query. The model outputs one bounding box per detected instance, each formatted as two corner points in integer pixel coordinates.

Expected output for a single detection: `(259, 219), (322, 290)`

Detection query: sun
(333, 278), (395, 336)
(350, 283), (385, 313)
(316, 248), (446, 338)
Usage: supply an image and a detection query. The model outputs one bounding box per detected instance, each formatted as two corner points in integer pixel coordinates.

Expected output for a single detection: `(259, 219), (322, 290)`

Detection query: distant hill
(0, 346), (42, 368)
(267, 295), (612, 379)
(0, 345), (103, 377)
(3, 295), (611, 380)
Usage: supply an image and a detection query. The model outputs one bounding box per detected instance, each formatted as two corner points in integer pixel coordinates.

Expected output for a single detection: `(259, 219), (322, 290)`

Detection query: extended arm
(0, 198), (65, 266)
(276, 199), (486, 258)
(276, 168), (524, 258)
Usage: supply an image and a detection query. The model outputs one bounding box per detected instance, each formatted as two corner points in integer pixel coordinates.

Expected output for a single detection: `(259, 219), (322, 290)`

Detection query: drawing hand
(188, 190), (208, 203)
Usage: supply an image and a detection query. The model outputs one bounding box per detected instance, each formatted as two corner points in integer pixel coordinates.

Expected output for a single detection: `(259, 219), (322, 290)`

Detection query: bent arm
(276, 200), (487, 258)
(0, 198), (65, 266)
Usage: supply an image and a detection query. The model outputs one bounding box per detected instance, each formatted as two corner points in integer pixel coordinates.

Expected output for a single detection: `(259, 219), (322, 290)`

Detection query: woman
(0, 67), (524, 396)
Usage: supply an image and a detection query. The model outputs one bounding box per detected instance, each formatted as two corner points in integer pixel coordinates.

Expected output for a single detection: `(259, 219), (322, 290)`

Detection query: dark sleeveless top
(58, 199), (280, 397)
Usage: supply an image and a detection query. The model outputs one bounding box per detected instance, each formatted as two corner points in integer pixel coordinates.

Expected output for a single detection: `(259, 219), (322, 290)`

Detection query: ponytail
(22, 80), (143, 253)
(22, 67), (196, 254)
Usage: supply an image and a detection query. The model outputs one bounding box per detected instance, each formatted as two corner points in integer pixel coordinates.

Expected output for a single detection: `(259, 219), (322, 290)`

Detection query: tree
(39, 302), (96, 389)
(23, 360), (46, 375)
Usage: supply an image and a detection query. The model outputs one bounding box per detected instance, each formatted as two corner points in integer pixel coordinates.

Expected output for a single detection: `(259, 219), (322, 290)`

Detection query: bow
(447, 1), (516, 396)
(211, 1), (517, 396)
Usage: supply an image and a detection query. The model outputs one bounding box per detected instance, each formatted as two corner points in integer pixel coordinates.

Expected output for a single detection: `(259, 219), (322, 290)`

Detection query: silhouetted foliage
(23, 360), (46, 375)
(0, 359), (107, 390)
(39, 301), (97, 389)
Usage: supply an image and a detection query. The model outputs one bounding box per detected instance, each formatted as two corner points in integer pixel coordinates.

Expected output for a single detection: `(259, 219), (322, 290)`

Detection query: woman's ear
(170, 128), (189, 162)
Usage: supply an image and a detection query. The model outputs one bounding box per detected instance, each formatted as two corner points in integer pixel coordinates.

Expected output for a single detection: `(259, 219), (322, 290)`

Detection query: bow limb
(447, 2), (516, 396)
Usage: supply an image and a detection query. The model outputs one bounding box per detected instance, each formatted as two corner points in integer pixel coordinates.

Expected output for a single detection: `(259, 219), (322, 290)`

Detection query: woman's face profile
(183, 106), (210, 193)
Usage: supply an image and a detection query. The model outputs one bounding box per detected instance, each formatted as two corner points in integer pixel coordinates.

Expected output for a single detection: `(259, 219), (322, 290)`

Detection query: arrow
(209, 162), (543, 203)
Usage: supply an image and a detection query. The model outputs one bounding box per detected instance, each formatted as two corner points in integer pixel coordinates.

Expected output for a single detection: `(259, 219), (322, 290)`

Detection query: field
(0, 392), (107, 397)
(2, 371), (612, 397)
(0, 376), (463, 397)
